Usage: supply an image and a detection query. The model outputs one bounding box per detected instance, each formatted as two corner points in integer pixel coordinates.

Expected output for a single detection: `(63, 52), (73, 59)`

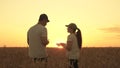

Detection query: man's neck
(38, 22), (44, 26)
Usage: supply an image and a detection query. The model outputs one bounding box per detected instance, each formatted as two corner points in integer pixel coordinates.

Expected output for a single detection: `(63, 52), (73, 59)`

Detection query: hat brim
(45, 19), (49, 22)
(65, 25), (69, 27)
(47, 20), (50, 22)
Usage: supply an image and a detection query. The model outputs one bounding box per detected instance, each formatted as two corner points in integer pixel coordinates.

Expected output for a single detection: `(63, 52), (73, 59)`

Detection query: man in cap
(27, 13), (49, 67)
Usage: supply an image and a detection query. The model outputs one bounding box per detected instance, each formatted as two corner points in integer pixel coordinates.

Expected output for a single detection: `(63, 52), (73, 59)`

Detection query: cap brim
(47, 20), (50, 22)
(65, 25), (69, 27)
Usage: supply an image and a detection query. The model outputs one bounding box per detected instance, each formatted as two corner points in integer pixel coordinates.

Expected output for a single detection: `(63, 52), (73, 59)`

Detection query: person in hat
(27, 14), (49, 67)
(57, 23), (82, 68)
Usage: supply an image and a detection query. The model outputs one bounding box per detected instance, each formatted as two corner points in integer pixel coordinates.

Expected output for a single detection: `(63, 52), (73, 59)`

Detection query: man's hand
(41, 37), (49, 46)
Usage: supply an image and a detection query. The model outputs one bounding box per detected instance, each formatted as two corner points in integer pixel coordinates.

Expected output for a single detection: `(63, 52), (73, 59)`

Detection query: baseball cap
(39, 14), (49, 22)
(65, 23), (77, 30)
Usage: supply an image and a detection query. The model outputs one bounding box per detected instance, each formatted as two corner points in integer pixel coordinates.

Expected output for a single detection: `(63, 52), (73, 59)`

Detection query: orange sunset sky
(0, 0), (120, 47)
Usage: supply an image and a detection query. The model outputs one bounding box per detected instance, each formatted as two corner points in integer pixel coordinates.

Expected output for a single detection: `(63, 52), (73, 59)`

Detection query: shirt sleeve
(41, 27), (47, 37)
(67, 35), (73, 42)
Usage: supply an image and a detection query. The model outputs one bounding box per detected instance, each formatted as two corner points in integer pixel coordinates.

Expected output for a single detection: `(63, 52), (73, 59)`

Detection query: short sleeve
(41, 27), (47, 37)
(67, 35), (73, 41)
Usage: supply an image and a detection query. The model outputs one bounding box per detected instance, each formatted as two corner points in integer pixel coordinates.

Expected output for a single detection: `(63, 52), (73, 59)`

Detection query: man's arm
(41, 36), (49, 46)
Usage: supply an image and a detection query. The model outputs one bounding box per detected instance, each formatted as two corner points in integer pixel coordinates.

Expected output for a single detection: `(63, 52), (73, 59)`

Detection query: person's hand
(56, 43), (61, 46)
(44, 40), (49, 47)
(56, 43), (66, 46)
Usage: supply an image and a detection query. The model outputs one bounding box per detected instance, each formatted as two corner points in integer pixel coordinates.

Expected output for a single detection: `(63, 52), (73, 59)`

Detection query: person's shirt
(66, 33), (80, 59)
(27, 24), (47, 58)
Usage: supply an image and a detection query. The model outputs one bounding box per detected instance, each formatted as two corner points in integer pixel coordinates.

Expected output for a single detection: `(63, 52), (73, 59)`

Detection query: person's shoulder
(38, 24), (47, 32)
(37, 24), (46, 28)
(70, 34), (75, 37)
(68, 34), (76, 39)
(68, 34), (73, 38)
(68, 34), (71, 37)
(30, 24), (38, 28)
(28, 24), (36, 30)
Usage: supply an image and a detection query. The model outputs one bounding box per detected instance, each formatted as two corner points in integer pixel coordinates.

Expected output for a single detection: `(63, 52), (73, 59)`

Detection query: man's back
(27, 24), (47, 58)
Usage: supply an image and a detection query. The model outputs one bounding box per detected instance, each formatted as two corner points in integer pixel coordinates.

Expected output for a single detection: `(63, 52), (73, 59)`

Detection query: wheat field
(0, 47), (120, 68)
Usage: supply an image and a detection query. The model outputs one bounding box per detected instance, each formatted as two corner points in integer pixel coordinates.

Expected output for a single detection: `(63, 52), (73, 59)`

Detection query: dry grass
(0, 47), (120, 68)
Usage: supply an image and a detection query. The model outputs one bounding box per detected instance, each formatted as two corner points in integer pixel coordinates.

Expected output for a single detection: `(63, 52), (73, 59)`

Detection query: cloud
(116, 35), (120, 39)
(99, 26), (120, 39)
(99, 26), (120, 33)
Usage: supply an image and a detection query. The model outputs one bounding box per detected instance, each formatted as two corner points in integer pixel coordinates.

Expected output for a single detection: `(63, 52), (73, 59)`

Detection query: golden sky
(0, 0), (120, 47)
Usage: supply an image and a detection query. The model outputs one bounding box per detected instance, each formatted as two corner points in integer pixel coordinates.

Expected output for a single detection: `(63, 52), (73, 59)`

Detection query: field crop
(0, 47), (120, 68)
